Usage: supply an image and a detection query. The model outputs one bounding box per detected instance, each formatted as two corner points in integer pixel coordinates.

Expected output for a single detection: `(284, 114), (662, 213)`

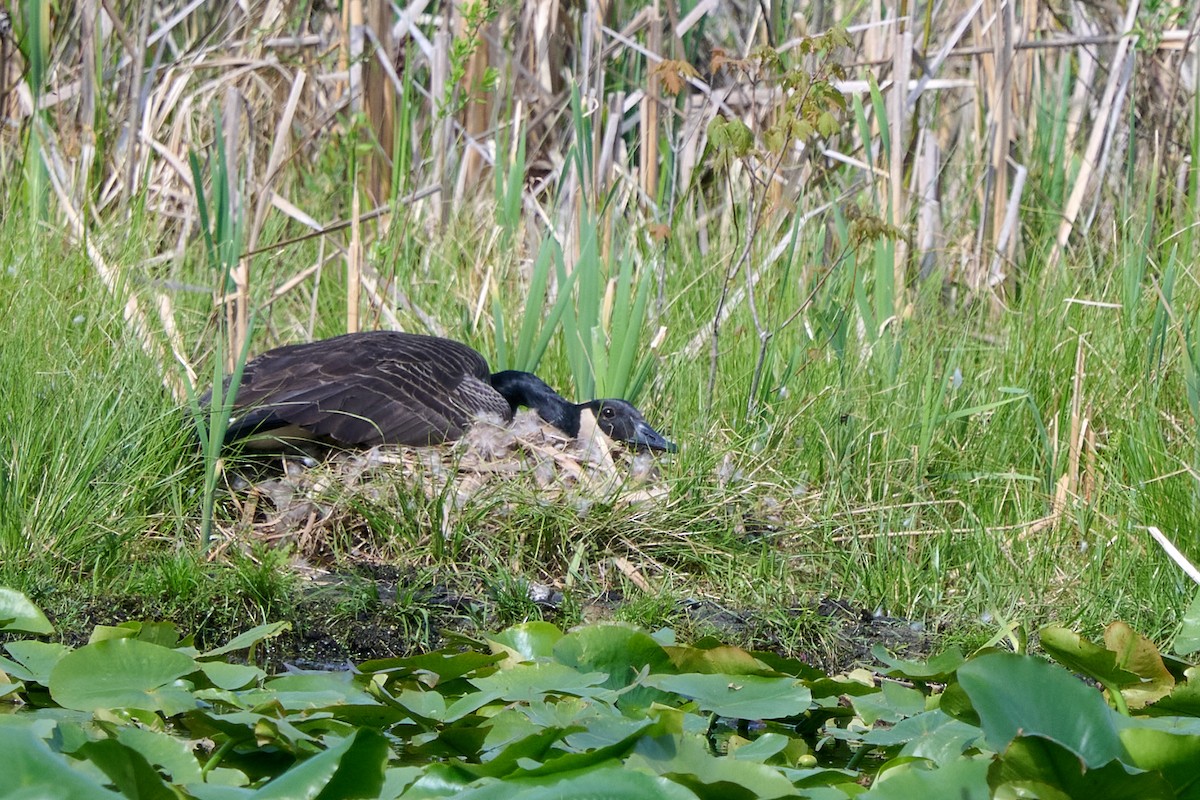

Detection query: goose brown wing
(222, 331), (512, 446)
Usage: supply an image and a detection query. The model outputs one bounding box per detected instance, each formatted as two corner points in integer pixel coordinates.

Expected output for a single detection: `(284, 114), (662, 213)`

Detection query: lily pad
(49, 638), (198, 714)
(0, 588), (54, 635)
(641, 673), (812, 720)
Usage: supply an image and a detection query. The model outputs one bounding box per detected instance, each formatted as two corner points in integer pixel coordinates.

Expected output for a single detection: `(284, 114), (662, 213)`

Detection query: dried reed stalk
(345, 0), (364, 114)
(1049, 0), (1141, 268)
(223, 87), (251, 366)
(365, 5), (395, 205)
(122, 3), (152, 204)
(457, 2), (493, 200)
(889, 25), (911, 313)
(246, 70), (307, 257)
(986, 0), (1013, 264)
(640, 3), (661, 206)
(14, 0), (1199, 397)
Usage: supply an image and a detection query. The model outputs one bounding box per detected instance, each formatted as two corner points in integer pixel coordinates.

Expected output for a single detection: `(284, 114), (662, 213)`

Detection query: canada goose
(201, 331), (676, 453)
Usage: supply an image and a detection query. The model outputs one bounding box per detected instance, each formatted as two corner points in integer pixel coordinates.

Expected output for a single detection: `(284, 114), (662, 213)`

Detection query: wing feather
(215, 331), (512, 447)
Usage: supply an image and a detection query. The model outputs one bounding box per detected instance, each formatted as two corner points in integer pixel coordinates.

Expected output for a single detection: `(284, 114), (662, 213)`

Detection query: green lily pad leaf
(78, 738), (178, 800)
(905, 726), (982, 769)
(117, 726), (204, 784)
(649, 628), (676, 646)
(957, 652), (1125, 767)
(257, 671), (377, 709)
(469, 661), (609, 704)
(201, 621), (290, 658)
(88, 624), (137, 644)
(560, 709), (659, 751)
(538, 767), (703, 800)
(728, 732), (791, 762)
(806, 674), (880, 701)
(0, 726), (122, 798)
(186, 785), (254, 799)
(396, 761), (474, 797)
(937, 680), (978, 726)
(852, 681), (926, 724)
(488, 622), (563, 662)
(453, 764), (700, 800)
(200, 660), (264, 690)
(629, 733), (796, 798)
(2, 640), (70, 684)
(188, 709), (317, 750)
(861, 756), (989, 799)
(390, 687), (448, 723)
(49, 638), (198, 714)
(460, 726), (579, 779)
(1040, 625), (1140, 687)
(481, 707), (543, 752)
(1119, 726), (1200, 798)
(881, 710), (981, 764)
(554, 623), (672, 687)
(0, 588), (54, 635)
(554, 623), (674, 711)
(253, 728), (388, 799)
(89, 621), (181, 648)
(990, 734), (1173, 799)
(641, 673), (812, 720)
(1174, 587), (1200, 656)
(872, 646), (965, 681)
(1145, 675), (1200, 717)
(516, 716), (672, 779)
(136, 621), (183, 648)
(358, 649), (500, 685)
(381, 766), (424, 798)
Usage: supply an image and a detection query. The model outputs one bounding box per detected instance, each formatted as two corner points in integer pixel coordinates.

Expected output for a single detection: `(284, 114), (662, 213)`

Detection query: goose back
(216, 331), (512, 447)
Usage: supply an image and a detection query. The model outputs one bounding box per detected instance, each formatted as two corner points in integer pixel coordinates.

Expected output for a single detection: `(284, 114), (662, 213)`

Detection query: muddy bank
(19, 565), (936, 675)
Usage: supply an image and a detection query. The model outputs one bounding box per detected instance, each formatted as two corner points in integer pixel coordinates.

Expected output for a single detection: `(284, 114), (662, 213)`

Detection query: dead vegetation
(212, 410), (668, 559)
(5, 2), (1200, 643)
(3, 0), (1198, 386)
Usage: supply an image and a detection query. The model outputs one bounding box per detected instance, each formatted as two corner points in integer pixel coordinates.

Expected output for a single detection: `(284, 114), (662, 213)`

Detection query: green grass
(4, 29), (1200, 666)
(3, 182), (1198, 661)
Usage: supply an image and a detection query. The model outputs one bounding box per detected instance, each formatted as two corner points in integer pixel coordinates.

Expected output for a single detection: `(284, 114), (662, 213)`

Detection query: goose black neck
(490, 370), (582, 436)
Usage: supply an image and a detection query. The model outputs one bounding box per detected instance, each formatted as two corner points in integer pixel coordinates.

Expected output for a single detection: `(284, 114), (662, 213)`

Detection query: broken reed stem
(1147, 526), (1200, 585)
(640, 3), (661, 207)
(852, 28), (1197, 69)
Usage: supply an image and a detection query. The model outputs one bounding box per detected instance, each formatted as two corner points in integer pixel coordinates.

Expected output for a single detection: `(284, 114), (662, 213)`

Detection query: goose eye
(603, 407), (615, 418)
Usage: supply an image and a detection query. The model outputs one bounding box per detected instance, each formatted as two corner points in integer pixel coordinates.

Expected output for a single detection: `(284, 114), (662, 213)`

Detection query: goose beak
(632, 420), (677, 453)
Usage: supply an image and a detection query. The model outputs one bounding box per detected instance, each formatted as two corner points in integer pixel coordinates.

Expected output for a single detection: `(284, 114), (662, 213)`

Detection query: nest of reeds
(210, 410), (669, 562)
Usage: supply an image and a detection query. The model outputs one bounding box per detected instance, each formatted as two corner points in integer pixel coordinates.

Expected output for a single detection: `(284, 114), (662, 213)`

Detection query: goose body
(202, 331), (675, 452)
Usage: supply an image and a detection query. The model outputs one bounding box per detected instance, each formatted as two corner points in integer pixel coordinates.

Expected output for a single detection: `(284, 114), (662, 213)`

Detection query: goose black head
(490, 371), (676, 453)
(582, 399), (677, 453)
